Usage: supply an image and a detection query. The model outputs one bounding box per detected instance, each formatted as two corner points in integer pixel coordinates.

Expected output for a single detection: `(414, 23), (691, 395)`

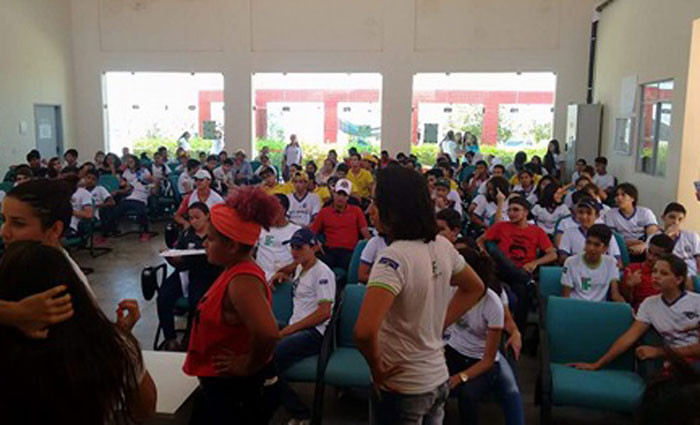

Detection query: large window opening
(411, 72), (556, 166)
(103, 72), (225, 156)
(637, 79), (674, 177)
(252, 73), (382, 168)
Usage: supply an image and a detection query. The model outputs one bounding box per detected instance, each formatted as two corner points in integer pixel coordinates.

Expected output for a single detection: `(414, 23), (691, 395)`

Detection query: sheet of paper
(160, 248), (206, 258)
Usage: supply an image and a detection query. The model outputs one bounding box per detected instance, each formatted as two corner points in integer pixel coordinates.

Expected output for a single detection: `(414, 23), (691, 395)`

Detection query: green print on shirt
(581, 277), (592, 291)
(264, 235), (274, 246)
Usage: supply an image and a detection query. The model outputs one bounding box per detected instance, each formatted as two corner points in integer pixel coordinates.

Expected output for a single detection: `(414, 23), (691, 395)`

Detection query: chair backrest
(98, 174), (120, 194)
(337, 284), (366, 348)
(547, 296), (635, 370)
(346, 240), (369, 285)
(141, 263), (167, 301)
(694, 275), (700, 293)
(0, 181), (13, 193)
(250, 160), (262, 171)
(272, 281), (294, 326)
(613, 231), (631, 267)
(539, 266), (563, 308)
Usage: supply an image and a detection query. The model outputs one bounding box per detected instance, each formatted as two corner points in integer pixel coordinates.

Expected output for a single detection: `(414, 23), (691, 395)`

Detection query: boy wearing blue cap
(272, 228), (336, 424)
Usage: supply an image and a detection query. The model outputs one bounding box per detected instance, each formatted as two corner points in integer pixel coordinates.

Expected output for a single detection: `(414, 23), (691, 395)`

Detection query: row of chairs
(536, 266), (700, 423)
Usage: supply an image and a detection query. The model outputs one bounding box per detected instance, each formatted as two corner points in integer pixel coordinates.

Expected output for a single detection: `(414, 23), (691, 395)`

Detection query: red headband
(210, 204), (261, 246)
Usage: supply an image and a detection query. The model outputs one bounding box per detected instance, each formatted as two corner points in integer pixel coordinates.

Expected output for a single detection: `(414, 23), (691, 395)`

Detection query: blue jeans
(275, 328), (323, 420)
(370, 381), (449, 425)
(444, 345), (524, 425)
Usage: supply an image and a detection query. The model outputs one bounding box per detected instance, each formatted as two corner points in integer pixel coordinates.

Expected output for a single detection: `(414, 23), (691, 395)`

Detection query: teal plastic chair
(323, 284), (371, 389)
(346, 240), (368, 286)
(538, 266), (563, 322)
(0, 181), (13, 193)
(693, 275), (700, 292)
(613, 232), (631, 268)
(540, 297), (645, 424)
(272, 281), (294, 327)
(98, 174), (120, 194)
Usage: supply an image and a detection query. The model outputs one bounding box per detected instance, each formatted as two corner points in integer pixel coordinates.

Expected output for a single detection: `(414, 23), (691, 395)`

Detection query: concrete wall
(594, 0), (700, 228)
(69, 0), (598, 158)
(0, 0), (75, 173)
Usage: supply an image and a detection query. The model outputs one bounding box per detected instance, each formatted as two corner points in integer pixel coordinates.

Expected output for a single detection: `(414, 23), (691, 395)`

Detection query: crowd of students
(0, 134), (698, 424)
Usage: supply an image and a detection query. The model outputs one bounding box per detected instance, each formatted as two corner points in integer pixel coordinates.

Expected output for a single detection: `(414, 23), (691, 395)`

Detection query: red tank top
(183, 261), (271, 377)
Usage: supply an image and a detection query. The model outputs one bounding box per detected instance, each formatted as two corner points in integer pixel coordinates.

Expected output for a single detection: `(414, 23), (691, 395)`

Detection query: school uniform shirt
(69, 187), (93, 231)
(555, 214), (605, 235)
(484, 221), (553, 268)
(558, 226), (622, 259)
(571, 171), (581, 183)
(310, 205), (367, 251)
(360, 235), (389, 266)
(346, 168), (374, 199)
(284, 144), (303, 167)
(256, 222), (302, 281)
(176, 190), (225, 216)
(473, 198), (508, 226)
(367, 235), (467, 394)
(213, 166), (234, 188)
(287, 192), (321, 227)
(636, 291), (700, 348)
(512, 184), (537, 200)
(126, 180), (151, 204)
(121, 168), (151, 185)
(178, 172), (194, 195)
(593, 173), (616, 191)
(604, 207), (658, 241)
(151, 163), (170, 181)
(289, 260), (336, 334)
(444, 288), (505, 361)
(531, 204), (570, 235)
(671, 230), (700, 276)
(447, 190), (464, 216)
(561, 253), (619, 302)
(86, 185), (111, 220)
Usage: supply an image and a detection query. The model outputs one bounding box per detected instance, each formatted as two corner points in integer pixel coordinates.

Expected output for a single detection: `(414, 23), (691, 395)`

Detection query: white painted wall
(69, 0), (598, 159)
(594, 0), (700, 228)
(0, 0), (75, 174)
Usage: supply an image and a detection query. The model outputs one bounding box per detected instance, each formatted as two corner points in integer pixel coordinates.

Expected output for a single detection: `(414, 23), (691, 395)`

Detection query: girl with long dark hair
(0, 241), (156, 424)
(543, 139), (561, 179)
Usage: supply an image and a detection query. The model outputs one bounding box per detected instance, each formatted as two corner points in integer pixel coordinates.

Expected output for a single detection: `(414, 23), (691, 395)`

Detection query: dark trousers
(157, 272), (209, 340)
(319, 247), (354, 271)
(197, 362), (280, 425)
(445, 345), (524, 425)
(103, 199), (149, 233)
(275, 328), (323, 420)
(487, 245), (532, 329)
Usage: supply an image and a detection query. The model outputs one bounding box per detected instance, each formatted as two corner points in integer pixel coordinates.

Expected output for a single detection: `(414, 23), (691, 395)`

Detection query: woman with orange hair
(183, 186), (282, 424)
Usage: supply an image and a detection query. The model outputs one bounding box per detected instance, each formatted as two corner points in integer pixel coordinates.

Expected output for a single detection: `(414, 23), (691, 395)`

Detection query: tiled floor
(79, 222), (631, 424)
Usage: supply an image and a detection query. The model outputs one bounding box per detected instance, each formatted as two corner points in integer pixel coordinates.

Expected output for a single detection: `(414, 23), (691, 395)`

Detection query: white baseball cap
(335, 178), (353, 195)
(193, 169), (211, 180)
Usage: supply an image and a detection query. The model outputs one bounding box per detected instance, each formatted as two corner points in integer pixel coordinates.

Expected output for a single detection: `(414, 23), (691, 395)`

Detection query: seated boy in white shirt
(558, 197), (622, 267)
(659, 202), (700, 279)
(561, 224), (624, 302)
(270, 228), (336, 423)
(256, 195), (301, 282)
(593, 156), (616, 197)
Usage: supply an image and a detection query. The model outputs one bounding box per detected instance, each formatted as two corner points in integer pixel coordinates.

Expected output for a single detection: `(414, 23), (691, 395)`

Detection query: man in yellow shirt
(260, 167), (293, 195)
(346, 153), (374, 205)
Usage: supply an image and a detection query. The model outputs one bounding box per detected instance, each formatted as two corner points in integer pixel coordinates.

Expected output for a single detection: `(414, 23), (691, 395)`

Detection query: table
(142, 350), (199, 417)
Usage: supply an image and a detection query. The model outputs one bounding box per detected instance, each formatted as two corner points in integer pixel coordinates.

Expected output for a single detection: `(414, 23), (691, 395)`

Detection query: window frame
(635, 78), (674, 177)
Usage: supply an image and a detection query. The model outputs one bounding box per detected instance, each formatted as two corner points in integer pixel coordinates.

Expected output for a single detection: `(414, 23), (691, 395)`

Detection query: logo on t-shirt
(378, 256), (399, 270)
(683, 311), (699, 320)
(264, 235), (274, 246)
(319, 279), (329, 285)
(581, 277), (592, 291)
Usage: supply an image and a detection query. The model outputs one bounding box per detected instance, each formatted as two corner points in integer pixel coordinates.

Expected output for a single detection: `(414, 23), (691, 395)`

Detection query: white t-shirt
(561, 254), (619, 302)
(289, 259), (336, 334)
(441, 140), (458, 161)
(447, 190), (463, 216)
(593, 173), (615, 191)
(151, 163), (170, 181)
(367, 235), (467, 394)
(473, 199), (507, 225)
(555, 215), (605, 235)
(185, 190), (224, 210)
(604, 207), (658, 241)
(287, 192), (321, 227)
(532, 204), (570, 235)
(671, 230), (700, 276)
(558, 226), (622, 259)
(87, 186), (111, 220)
(256, 222), (301, 281)
(178, 173), (194, 195)
(444, 288), (504, 361)
(122, 168), (150, 185)
(571, 171), (581, 183)
(213, 166), (234, 188)
(70, 187), (93, 231)
(126, 180), (150, 204)
(360, 235), (389, 266)
(284, 144), (303, 166)
(636, 292), (700, 348)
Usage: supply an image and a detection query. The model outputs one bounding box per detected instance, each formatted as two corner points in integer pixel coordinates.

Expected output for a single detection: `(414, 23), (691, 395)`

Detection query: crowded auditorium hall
(1, 0), (700, 424)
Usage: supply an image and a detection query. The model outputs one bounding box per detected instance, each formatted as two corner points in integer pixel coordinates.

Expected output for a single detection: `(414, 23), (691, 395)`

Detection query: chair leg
(311, 380), (326, 425)
(540, 392), (552, 425)
(154, 324), (163, 351)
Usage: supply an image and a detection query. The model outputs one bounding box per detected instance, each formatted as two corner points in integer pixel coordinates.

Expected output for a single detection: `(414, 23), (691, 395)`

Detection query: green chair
(141, 263), (190, 350)
(538, 266), (563, 321)
(540, 297), (645, 424)
(98, 174), (120, 194)
(272, 281), (294, 327)
(693, 275), (700, 292)
(613, 232), (631, 268)
(346, 240), (368, 286)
